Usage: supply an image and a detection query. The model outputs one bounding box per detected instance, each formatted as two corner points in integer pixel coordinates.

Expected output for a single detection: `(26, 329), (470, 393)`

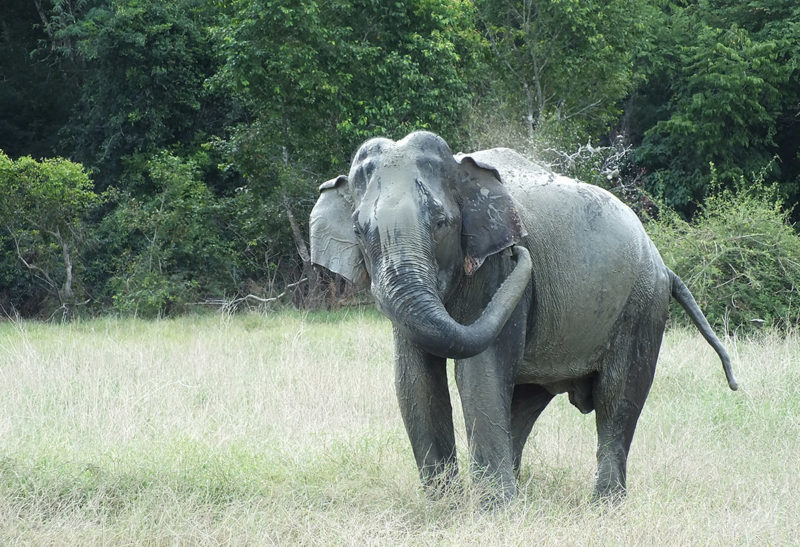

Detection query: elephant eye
(432, 213), (448, 231)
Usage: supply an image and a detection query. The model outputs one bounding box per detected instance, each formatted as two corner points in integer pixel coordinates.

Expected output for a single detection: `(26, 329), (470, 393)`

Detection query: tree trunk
(283, 194), (319, 306)
(56, 229), (73, 321)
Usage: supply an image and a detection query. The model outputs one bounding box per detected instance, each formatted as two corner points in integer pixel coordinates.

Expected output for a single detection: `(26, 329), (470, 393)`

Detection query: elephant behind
(309, 131), (737, 504)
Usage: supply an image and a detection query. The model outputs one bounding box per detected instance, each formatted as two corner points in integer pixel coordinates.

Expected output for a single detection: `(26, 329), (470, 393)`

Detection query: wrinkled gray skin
(310, 131), (737, 504)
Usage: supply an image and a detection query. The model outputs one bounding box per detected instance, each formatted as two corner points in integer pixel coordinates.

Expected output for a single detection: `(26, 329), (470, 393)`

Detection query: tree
(630, 1), (797, 214)
(54, 0), (231, 191)
(0, 0), (81, 159)
(0, 151), (99, 318)
(214, 0), (481, 170)
(475, 0), (653, 141)
(97, 152), (240, 317)
(710, 0), (800, 209)
(212, 0), (482, 295)
(648, 172), (800, 330)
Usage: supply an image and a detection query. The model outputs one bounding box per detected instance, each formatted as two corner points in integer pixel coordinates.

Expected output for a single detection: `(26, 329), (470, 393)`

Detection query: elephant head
(310, 131), (532, 359)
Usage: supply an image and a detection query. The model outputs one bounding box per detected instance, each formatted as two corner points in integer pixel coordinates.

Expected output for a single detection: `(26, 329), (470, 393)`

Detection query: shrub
(647, 171), (800, 331)
(103, 153), (239, 317)
(0, 151), (99, 318)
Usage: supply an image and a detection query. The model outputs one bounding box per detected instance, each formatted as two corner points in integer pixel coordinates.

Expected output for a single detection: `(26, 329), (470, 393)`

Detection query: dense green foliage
(100, 153), (240, 316)
(629, 1), (800, 213)
(649, 171), (800, 330)
(1, 0), (799, 327)
(0, 0), (78, 159)
(475, 0), (652, 140)
(60, 0), (229, 192)
(214, 0), (480, 175)
(0, 151), (99, 317)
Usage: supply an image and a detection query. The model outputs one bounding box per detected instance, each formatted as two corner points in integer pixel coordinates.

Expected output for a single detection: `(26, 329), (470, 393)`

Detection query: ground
(0, 310), (797, 544)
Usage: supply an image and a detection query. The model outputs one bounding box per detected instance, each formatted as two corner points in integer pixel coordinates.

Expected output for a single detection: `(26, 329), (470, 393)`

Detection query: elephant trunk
(374, 246), (533, 359)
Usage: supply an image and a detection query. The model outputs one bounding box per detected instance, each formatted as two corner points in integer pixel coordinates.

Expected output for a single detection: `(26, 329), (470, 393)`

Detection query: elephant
(309, 131), (738, 503)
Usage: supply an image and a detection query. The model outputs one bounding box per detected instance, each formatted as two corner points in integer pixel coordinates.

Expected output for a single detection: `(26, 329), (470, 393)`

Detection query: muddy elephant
(309, 131), (737, 503)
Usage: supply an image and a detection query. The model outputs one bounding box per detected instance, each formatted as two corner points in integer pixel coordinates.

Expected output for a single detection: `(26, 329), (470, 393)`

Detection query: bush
(102, 153), (239, 317)
(0, 151), (99, 318)
(647, 172), (800, 331)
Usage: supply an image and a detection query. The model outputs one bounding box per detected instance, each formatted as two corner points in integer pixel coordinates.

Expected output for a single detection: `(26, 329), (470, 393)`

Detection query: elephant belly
(514, 334), (611, 416)
(512, 182), (663, 386)
(515, 272), (637, 384)
(516, 347), (605, 386)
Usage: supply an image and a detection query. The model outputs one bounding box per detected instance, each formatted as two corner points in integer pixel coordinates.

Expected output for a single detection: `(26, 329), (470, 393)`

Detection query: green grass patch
(1, 311), (798, 543)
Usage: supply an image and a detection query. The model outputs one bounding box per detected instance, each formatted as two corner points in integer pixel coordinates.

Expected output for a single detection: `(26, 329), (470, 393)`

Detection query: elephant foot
(422, 467), (462, 502)
(592, 463), (627, 504)
(478, 491), (515, 512)
(591, 483), (627, 505)
(469, 468), (516, 510)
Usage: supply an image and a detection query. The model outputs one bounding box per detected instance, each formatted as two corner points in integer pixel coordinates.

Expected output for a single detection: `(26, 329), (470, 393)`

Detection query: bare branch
(33, 0), (51, 39)
(560, 99), (604, 121)
(191, 278), (310, 313)
(283, 195), (310, 264)
(9, 229), (59, 294)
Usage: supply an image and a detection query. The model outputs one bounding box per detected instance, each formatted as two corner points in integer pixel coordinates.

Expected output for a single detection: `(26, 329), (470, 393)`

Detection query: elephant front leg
(455, 349), (516, 506)
(393, 327), (458, 496)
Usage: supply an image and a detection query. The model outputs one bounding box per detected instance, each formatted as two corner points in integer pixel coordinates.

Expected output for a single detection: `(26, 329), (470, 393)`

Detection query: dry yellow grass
(0, 310), (798, 544)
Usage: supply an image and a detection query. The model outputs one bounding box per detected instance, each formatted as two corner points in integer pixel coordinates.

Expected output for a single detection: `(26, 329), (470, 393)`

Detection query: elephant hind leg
(592, 310), (666, 500)
(510, 384), (553, 477)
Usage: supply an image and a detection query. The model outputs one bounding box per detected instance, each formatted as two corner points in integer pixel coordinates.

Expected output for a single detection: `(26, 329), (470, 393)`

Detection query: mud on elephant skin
(309, 131), (738, 504)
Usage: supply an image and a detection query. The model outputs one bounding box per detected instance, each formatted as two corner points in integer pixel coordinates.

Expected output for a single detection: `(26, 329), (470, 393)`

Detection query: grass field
(1, 309), (798, 544)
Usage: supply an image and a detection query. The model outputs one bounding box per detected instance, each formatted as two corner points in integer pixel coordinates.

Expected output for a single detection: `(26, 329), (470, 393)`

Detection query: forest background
(1, 0), (799, 329)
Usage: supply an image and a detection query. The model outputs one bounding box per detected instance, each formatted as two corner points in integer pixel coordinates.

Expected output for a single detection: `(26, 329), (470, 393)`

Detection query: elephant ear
(309, 175), (369, 287)
(456, 156), (527, 275)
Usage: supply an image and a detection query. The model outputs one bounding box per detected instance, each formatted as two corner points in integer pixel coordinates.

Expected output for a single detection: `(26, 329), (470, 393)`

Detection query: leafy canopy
(632, 1), (798, 213)
(60, 0), (225, 191)
(213, 0), (481, 180)
(0, 150), (99, 315)
(475, 0), (653, 139)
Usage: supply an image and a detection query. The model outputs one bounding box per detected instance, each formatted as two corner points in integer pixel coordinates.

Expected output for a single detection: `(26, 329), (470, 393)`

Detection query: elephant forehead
(348, 158), (376, 195)
(366, 166), (450, 214)
(381, 136), (452, 169)
(370, 179), (427, 223)
(354, 137), (393, 164)
(396, 130), (452, 155)
(359, 182), (433, 247)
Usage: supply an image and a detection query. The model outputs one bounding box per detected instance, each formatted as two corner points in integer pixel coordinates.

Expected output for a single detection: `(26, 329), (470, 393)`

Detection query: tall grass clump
(647, 170), (800, 331)
(1, 311), (799, 543)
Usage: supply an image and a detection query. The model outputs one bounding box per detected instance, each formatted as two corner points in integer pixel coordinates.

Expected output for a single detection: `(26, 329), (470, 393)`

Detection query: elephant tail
(668, 268), (739, 391)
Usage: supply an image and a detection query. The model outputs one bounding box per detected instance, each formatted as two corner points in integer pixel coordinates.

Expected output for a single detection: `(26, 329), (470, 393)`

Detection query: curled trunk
(374, 246), (532, 359)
